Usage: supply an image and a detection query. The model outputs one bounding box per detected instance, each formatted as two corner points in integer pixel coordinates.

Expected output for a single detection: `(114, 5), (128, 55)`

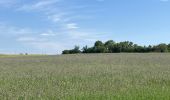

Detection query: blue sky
(0, 0), (170, 54)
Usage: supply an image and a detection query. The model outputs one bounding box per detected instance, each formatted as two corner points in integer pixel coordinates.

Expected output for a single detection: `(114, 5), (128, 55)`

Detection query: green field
(0, 54), (170, 100)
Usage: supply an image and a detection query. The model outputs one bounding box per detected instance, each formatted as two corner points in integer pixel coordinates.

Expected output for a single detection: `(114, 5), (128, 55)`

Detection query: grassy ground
(0, 53), (170, 100)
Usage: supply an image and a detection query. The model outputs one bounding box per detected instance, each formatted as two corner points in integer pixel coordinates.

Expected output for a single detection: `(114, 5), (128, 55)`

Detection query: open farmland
(0, 54), (170, 100)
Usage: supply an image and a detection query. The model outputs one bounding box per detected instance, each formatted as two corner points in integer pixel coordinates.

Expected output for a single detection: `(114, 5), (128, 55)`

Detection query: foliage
(62, 40), (170, 54)
(62, 45), (81, 54)
(153, 43), (168, 52)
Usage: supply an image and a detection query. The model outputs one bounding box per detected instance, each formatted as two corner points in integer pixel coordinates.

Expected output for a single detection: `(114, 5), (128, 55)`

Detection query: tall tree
(153, 43), (168, 52)
(94, 40), (104, 47)
(104, 40), (115, 53)
(168, 44), (170, 52)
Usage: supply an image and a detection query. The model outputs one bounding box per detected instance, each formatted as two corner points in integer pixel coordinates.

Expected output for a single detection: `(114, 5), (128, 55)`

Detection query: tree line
(62, 40), (170, 54)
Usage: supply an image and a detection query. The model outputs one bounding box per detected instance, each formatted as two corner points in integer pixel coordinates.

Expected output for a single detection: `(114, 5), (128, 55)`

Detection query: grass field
(0, 53), (170, 100)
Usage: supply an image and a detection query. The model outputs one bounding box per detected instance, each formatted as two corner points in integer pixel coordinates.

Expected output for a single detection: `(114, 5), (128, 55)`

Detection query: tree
(62, 50), (70, 54)
(93, 41), (107, 53)
(70, 45), (81, 54)
(94, 46), (106, 53)
(118, 41), (134, 52)
(94, 40), (104, 47)
(153, 43), (168, 52)
(147, 45), (152, 52)
(62, 46), (81, 54)
(104, 40), (115, 53)
(82, 45), (88, 53)
(168, 44), (170, 52)
(134, 45), (143, 52)
(62, 40), (170, 54)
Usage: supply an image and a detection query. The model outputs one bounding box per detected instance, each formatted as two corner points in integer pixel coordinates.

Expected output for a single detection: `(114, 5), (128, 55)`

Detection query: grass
(0, 53), (170, 100)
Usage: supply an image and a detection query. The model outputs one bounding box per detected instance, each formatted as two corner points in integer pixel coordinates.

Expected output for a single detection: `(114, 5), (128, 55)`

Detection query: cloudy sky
(0, 0), (170, 54)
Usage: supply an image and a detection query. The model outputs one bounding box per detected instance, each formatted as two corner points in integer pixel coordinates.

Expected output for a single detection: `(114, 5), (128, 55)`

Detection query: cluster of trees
(62, 40), (170, 54)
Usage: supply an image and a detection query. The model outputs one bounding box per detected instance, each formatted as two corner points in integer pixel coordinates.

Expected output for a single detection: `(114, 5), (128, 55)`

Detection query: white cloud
(0, 0), (109, 54)
(40, 30), (57, 36)
(18, 0), (59, 11)
(17, 0), (81, 31)
(0, 24), (34, 36)
(16, 36), (65, 54)
(47, 13), (68, 23)
(30, 42), (64, 49)
(68, 31), (111, 42)
(16, 0), (92, 30)
(66, 23), (79, 30)
(23, 41), (70, 54)
(17, 37), (47, 42)
(0, 23), (111, 54)
(48, 15), (61, 22)
(40, 33), (56, 36)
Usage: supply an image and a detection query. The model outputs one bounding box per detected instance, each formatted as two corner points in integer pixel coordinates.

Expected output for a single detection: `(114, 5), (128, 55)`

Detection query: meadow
(0, 53), (170, 100)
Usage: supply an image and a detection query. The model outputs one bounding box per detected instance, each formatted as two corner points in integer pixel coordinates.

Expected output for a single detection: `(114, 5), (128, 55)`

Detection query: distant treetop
(62, 40), (170, 54)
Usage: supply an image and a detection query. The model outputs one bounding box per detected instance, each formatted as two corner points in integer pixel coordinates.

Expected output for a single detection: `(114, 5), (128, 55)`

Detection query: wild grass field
(0, 53), (170, 100)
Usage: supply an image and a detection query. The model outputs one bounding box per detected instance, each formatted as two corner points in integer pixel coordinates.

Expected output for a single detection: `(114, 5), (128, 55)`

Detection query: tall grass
(0, 53), (170, 100)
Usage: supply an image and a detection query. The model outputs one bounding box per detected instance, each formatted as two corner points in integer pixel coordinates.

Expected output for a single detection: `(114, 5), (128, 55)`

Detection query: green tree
(94, 40), (104, 47)
(94, 46), (106, 53)
(104, 40), (115, 53)
(70, 45), (81, 54)
(168, 44), (170, 52)
(118, 41), (134, 52)
(62, 40), (170, 54)
(94, 41), (107, 53)
(82, 45), (88, 53)
(153, 43), (168, 52)
(62, 50), (70, 54)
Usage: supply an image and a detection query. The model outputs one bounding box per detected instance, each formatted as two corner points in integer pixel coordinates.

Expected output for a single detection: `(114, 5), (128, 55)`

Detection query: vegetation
(62, 40), (170, 54)
(62, 46), (81, 54)
(0, 54), (170, 99)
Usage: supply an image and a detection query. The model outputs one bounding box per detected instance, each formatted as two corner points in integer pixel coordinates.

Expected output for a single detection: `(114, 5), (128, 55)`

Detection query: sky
(0, 0), (170, 54)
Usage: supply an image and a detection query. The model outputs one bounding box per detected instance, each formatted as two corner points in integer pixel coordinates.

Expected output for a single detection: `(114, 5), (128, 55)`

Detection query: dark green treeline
(62, 40), (170, 54)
